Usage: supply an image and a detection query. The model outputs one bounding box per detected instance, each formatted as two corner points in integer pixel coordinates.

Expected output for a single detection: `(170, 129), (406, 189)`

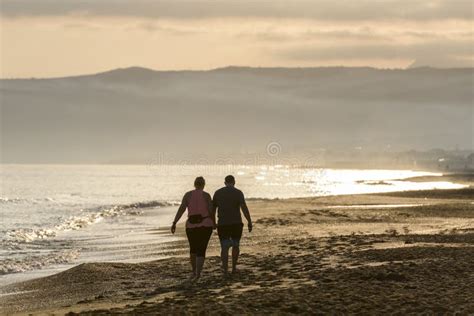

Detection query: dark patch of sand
(378, 188), (474, 199)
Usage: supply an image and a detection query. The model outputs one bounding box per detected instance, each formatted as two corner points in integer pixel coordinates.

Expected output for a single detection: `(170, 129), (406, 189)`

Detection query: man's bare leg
(231, 246), (240, 273)
(190, 253), (197, 278)
(221, 246), (230, 276)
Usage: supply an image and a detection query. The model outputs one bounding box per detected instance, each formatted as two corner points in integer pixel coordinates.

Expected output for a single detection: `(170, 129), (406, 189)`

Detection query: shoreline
(1, 174), (473, 314)
(2, 162), (472, 175)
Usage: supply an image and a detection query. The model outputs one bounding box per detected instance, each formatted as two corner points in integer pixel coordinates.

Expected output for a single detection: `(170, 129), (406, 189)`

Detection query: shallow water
(0, 164), (465, 285)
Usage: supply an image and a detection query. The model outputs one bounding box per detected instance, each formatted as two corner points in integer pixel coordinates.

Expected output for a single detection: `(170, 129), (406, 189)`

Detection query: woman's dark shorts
(186, 226), (213, 257)
(217, 223), (244, 248)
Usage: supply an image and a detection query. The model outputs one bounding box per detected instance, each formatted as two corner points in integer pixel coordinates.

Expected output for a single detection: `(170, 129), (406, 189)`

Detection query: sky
(0, 0), (473, 78)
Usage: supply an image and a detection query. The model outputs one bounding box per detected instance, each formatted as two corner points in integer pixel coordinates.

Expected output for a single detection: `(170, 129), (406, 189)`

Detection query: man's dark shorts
(217, 223), (244, 248)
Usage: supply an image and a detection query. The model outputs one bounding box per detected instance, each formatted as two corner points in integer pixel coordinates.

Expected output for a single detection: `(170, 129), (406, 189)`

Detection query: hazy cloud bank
(1, 0), (472, 77)
(1, 0), (472, 21)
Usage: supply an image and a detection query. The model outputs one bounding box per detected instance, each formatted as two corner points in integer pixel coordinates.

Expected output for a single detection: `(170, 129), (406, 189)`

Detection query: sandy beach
(1, 174), (473, 315)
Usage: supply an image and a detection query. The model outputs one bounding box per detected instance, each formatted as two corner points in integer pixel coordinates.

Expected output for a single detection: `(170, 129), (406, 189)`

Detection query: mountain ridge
(1, 65), (473, 81)
(1, 66), (472, 163)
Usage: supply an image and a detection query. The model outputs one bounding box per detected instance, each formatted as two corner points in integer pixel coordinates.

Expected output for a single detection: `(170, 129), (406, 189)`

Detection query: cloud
(1, 0), (472, 21)
(237, 28), (391, 42)
(278, 39), (474, 68)
(239, 28), (473, 43)
(1, 0), (472, 76)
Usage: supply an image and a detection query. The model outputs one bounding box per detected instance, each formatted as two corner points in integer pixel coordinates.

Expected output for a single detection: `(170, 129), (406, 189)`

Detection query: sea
(0, 164), (465, 285)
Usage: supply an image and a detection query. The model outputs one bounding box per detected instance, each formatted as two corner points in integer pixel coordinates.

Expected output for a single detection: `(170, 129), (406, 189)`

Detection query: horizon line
(2, 64), (473, 80)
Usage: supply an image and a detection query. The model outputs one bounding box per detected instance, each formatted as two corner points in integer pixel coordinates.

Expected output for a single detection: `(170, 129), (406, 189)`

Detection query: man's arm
(240, 191), (252, 232)
(171, 192), (188, 234)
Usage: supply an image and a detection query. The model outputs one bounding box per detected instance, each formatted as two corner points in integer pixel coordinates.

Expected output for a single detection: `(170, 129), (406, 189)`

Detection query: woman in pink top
(171, 177), (215, 280)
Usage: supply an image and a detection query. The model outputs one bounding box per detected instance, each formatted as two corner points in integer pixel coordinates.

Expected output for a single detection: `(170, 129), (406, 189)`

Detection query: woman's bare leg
(190, 253), (197, 277)
(196, 256), (205, 279)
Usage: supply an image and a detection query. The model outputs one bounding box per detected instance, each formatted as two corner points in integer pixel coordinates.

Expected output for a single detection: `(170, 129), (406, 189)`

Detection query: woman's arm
(171, 193), (188, 234)
(205, 193), (216, 228)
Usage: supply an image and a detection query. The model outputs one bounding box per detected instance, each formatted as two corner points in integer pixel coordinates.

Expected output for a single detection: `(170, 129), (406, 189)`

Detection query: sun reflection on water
(299, 169), (464, 196)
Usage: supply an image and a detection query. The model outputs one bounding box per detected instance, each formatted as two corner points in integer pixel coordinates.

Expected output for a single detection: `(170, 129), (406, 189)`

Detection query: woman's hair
(194, 176), (205, 189)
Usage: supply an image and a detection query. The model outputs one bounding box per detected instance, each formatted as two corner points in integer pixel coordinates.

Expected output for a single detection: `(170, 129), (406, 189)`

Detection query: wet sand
(1, 174), (473, 315)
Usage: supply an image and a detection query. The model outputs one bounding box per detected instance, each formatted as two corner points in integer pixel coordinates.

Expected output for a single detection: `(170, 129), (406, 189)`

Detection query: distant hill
(1, 66), (472, 163)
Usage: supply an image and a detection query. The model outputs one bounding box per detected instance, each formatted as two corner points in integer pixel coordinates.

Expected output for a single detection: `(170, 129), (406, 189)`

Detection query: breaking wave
(0, 250), (80, 275)
(5, 200), (177, 243)
(0, 196), (56, 204)
(0, 197), (26, 204)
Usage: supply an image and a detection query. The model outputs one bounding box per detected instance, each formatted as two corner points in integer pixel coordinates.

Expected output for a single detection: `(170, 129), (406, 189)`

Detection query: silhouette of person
(212, 175), (252, 276)
(171, 176), (215, 280)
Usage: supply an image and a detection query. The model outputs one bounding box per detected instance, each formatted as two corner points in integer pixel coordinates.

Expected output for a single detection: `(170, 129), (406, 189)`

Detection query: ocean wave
(0, 197), (24, 203)
(0, 197), (56, 204)
(0, 250), (80, 275)
(5, 200), (177, 243)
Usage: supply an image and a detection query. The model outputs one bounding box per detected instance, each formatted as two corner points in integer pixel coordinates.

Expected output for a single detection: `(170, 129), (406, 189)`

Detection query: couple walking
(171, 175), (252, 280)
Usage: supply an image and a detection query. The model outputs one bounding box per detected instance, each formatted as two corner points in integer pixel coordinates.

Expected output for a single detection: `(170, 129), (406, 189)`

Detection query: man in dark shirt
(212, 175), (252, 276)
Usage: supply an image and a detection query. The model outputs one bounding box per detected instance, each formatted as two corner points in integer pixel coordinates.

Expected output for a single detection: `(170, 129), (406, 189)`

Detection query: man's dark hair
(194, 176), (205, 188)
(225, 175), (235, 184)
